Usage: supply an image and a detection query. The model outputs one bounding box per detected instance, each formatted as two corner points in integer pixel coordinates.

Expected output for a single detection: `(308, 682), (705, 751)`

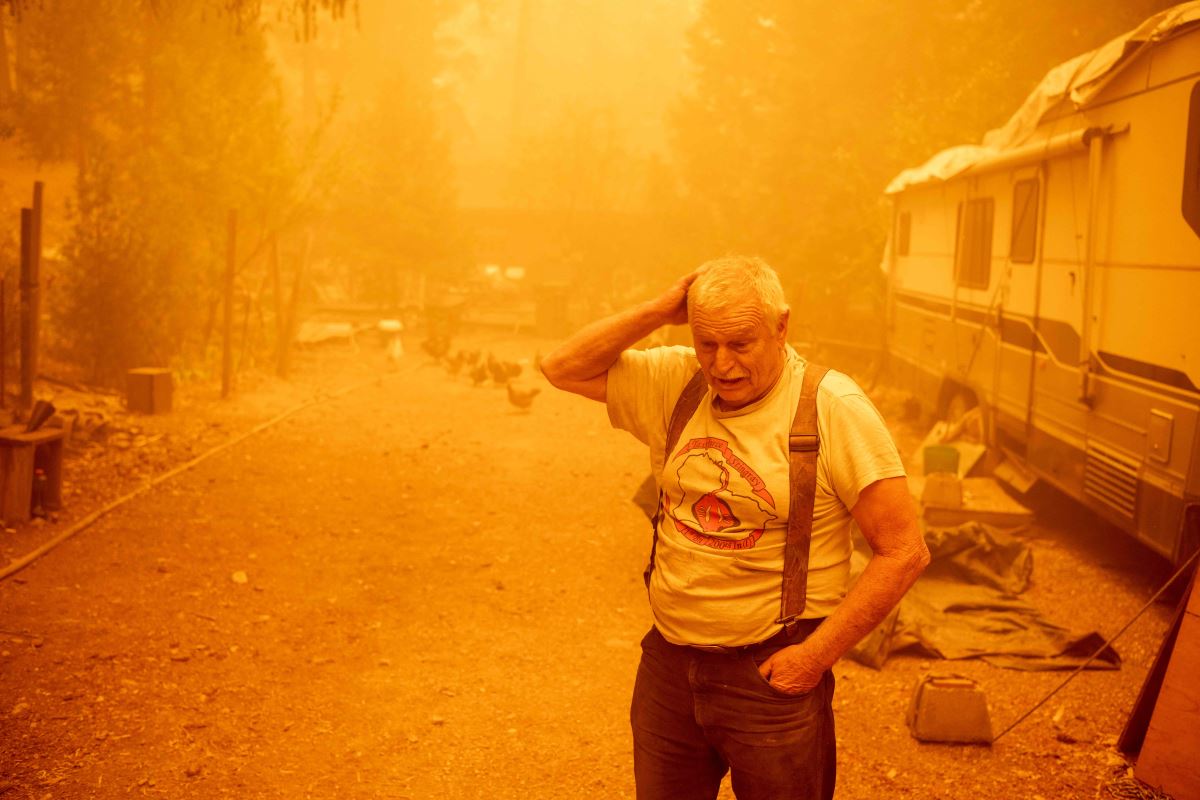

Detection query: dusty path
(0, 334), (1178, 799)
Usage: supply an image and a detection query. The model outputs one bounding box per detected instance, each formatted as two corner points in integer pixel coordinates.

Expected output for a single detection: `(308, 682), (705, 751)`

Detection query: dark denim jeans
(630, 624), (835, 800)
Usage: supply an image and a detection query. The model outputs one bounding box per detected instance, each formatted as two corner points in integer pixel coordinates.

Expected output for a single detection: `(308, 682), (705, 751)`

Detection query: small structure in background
(126, 368), (173, 415)
(0, 403), (65, 525)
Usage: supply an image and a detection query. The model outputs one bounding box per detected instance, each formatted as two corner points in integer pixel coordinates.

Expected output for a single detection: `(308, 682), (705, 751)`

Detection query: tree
(5, 0), (140, 169)
(18, 0), (297, 383)
(672, 0), (1178, 341)
(299, 0), (478, 306)
(326, 70), (462, 306)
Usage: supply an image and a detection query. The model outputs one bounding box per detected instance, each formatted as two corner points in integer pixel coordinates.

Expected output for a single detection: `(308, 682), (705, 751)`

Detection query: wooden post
(221, 210), (236, 399)
(32, 182), (42, 275)
(0, 278), (6, 409)
(277, 231), (311, 379)
(19, 182), (43, 412)
(269, 234), (284, 356)
(0, 12), (13, 104)
(11, 3), (23, 100)
(19, 207), (36, 410)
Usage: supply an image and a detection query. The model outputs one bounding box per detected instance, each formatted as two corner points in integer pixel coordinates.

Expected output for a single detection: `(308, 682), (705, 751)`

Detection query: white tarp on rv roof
(886, 1), (1200, 194)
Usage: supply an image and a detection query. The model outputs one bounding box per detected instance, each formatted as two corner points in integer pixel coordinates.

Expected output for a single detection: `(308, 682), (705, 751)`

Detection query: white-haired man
(541, 256), (928, 800)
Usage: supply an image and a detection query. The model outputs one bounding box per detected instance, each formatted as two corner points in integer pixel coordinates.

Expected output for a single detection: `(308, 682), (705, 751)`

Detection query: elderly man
(541, 256), (928, 800)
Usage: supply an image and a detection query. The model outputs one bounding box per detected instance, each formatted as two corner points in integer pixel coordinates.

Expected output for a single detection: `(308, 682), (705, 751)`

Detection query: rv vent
(1084, 441), (1139, 521)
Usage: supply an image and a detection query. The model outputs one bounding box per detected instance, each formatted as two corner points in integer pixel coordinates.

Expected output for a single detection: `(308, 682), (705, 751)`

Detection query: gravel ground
(0, 332), (1181, 799)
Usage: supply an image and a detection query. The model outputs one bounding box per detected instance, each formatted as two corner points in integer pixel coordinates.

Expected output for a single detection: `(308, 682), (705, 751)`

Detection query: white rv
(883, 3), (1200, 563)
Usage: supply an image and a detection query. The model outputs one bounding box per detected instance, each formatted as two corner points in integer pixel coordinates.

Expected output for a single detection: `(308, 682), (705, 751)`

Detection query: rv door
(1000, 168), (1044, 441)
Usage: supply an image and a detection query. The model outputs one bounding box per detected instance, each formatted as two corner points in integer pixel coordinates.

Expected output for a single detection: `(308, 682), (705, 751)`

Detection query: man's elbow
(902, 532), (931, 580)
(539, 351), (568, 389)
(878, 518), (930, 583)
(540, 352), (604, 401)
(912, 537), (932, 575)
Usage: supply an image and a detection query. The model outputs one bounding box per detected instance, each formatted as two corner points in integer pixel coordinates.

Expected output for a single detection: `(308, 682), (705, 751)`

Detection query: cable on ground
(991, 546), (1199, 743)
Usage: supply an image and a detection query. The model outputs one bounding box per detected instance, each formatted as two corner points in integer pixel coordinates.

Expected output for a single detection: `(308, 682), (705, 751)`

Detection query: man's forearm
(798, 544), (928, 672)
(541, 300), (671, 387)
(541, 270), (699, 397)
(791, 477), (929, 674)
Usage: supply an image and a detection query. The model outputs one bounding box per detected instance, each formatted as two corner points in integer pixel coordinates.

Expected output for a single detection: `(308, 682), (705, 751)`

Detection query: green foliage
(326, 70), (462, 302)
(14, 0), (295, 384)
(1, 0), (355, 31)
(58, 150), (161, 381)
(8, 0), (140, 165)
(672, 0), (1179, 340)
(508, 105), (643, 214)
(308, 0), (477, 304)
(1, 0), (475, 385)
(500, 106), (697, 313)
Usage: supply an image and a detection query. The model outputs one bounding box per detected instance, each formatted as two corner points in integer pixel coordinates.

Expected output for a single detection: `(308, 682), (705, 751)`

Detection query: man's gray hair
(687, 255), (789, 329)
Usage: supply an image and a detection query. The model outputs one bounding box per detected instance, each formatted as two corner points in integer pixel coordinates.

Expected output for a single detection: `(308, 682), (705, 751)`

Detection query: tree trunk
(221, 210), (236, 399)
(19, 206), (35, 409)
(269, 235), (284, 357)
(11, 5), (22, 100)
(277, 231), (312, 380)
(0, 14), (13, 104)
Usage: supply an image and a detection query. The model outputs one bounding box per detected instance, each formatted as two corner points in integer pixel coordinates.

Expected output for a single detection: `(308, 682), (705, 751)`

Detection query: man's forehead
(691, 306), (769, 339)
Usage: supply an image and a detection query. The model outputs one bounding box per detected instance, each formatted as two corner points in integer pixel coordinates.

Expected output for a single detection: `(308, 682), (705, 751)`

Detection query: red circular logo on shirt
(665, 437), (777, 550)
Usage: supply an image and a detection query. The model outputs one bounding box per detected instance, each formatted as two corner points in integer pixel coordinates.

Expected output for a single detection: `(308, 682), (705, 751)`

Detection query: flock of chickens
(419, 335), (542, 410)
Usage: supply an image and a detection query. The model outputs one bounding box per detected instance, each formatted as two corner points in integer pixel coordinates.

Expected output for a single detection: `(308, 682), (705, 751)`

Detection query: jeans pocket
(746, 651), (813, 699)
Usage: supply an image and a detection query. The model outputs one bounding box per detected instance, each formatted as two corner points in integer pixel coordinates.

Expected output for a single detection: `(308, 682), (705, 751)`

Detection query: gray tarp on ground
(849, 523), (1120, 671)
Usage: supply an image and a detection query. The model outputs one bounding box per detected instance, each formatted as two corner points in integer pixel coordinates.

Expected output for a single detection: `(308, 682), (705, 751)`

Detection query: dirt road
(0, 334), (1177, 799)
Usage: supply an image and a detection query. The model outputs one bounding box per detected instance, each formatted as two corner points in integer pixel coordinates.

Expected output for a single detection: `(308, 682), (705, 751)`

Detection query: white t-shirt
(607, 345), (905, 647)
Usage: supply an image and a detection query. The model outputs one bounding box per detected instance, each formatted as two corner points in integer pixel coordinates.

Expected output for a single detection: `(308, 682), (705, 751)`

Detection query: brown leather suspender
(779, 363), (829, 632)
(645, 369), (708, 588)
(647, 363), (829, 635)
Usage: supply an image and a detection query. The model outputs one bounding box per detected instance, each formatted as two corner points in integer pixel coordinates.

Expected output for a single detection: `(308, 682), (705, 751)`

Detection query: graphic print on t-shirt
(666, 437), (777, 550)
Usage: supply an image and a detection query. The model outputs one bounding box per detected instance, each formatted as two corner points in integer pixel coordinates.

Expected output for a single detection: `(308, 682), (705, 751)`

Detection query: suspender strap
(666, 370), (709, 463)
(778, 363), (829, 633)
(645, 369), (708, 587)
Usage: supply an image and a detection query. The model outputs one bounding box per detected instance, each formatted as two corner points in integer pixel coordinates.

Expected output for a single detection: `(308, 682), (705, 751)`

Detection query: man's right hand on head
(654, 269), (705, 327)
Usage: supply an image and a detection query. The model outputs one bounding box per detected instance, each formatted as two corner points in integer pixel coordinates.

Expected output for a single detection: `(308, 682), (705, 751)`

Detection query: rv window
(896, 211), (911, 256)
(1184, 81), (1200, 238)
(1010, 180), (1039, 263)
(955, 197), (993, 289)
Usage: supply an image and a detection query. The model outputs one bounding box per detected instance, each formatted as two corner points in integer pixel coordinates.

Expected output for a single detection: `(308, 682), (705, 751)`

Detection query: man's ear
(776, 308), (790, 341)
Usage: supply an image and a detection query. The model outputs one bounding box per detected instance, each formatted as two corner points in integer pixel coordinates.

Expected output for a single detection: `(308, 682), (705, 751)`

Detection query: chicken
(420, 335), (451, 361)
(443, 350), (466, 376)
(486, 353), (510, 384)
(507, 382), (541, 410)
(469, 362), (490, 386)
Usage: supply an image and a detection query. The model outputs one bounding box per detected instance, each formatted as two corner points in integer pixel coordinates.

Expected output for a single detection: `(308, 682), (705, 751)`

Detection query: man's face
(690, 297), (788, 410)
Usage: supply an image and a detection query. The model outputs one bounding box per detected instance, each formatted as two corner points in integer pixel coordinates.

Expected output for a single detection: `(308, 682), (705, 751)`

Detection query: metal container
(906, 673), (993, 745)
